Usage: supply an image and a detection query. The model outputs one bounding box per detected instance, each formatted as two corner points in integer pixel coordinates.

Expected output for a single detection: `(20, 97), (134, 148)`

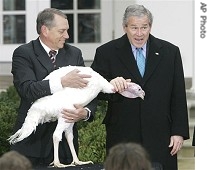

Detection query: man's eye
(131, 27), (137, 30)
(59, 30), (65, 34)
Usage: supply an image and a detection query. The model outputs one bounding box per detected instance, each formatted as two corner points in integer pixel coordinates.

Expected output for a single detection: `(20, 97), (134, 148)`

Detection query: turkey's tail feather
(8, 110), (41, 144)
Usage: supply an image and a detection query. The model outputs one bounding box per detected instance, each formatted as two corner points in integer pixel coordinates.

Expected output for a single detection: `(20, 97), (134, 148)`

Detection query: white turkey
(8, 65), (145, 168)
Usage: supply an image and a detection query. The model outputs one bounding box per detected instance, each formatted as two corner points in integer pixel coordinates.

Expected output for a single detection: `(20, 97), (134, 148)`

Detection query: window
(51, 0), (101, 43)
(2, 0), (26, 44)
(0, 0), (113, 63)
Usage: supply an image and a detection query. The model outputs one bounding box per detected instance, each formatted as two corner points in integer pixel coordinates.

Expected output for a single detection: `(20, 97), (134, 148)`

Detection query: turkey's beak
(140, 94), (144, 100)
(139, 91), (145, 100)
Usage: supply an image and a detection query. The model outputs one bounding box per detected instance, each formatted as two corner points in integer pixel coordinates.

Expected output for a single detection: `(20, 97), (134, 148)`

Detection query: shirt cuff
(84, 107), (91, 121)
(49, 77), (63, 94)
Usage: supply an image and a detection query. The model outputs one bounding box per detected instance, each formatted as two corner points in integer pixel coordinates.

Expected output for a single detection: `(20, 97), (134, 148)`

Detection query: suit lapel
(116, 34), (163, 86)
(143, 35), (162, 86)
(33, 39), (54, 74)
(116, 35), (143, 84)
(55, 48), (69, 68)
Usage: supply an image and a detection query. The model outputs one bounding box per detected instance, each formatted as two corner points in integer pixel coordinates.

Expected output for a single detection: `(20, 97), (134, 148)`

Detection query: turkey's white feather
(8, 66), (114, 144)
(8, 65), (145, 167)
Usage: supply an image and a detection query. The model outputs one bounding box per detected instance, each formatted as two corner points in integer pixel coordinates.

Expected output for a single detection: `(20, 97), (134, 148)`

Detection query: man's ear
(41, 25), (49, 37)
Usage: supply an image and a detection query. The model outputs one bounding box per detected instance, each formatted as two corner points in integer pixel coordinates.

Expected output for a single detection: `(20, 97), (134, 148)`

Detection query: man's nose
(63, 31), (69, 39)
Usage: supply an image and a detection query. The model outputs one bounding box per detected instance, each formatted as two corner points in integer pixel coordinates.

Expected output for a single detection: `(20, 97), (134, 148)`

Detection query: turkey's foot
(71, 160), (93, 165)
(49, 161), (76, 168)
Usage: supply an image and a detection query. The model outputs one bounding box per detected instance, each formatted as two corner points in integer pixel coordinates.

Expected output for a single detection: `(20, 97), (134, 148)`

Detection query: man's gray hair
(36, 8), (67, 34)
(122, 4), (153, 27)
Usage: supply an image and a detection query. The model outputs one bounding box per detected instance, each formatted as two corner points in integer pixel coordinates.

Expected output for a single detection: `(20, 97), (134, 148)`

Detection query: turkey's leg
(49, 117), (74, 168)
(65, 125), (93, 165)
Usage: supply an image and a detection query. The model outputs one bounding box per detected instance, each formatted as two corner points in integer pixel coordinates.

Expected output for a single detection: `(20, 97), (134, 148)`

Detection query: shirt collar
(39, 38), (58, 55)
(131, 43), (147, 53)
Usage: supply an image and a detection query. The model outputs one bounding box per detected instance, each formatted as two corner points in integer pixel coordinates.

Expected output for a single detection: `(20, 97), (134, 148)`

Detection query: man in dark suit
(91, 4), (189, 170)
(11, 8), (96, 168)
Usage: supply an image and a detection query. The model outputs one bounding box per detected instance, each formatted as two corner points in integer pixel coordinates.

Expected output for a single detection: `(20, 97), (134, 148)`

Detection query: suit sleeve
(12, 46), (51, 103)
(170, 47), (189, 140)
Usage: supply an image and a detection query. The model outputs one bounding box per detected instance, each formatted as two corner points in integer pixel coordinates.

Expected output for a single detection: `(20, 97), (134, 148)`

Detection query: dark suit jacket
(11, 38), (96, 161)
(91, 34), (189, 170)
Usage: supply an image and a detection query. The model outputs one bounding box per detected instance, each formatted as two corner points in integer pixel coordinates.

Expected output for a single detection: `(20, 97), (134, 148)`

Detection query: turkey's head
(119, 82), (145, 99)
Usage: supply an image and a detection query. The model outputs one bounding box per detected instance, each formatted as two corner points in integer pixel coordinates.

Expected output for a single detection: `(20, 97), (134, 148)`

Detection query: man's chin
(59, 43), (65, 48)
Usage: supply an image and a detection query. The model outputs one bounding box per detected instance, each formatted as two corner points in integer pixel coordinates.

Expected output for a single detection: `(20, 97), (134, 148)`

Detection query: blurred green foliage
(78, 100), (107, 163)
(0, 86), (20, 156)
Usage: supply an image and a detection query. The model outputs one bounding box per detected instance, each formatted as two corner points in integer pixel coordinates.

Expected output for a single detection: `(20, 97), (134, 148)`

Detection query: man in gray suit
(91, 4), (189, 170)
(11, 8), (96, 168)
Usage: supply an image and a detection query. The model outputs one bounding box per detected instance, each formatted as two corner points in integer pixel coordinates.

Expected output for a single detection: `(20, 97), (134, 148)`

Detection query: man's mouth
(135, 38), (144, 43)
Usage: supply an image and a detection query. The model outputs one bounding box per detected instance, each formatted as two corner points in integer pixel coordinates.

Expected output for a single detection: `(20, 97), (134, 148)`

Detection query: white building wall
(0, 0), (194, 80)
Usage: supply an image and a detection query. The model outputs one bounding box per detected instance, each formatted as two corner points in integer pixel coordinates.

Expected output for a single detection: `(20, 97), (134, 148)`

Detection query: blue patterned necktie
(136, 48), (145, 77)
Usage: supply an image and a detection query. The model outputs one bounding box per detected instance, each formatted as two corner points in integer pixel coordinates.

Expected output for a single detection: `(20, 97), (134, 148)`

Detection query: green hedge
(78, 100), (107, 163)
(0, 86), (20, 156)
(0, 86), (107, 163)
